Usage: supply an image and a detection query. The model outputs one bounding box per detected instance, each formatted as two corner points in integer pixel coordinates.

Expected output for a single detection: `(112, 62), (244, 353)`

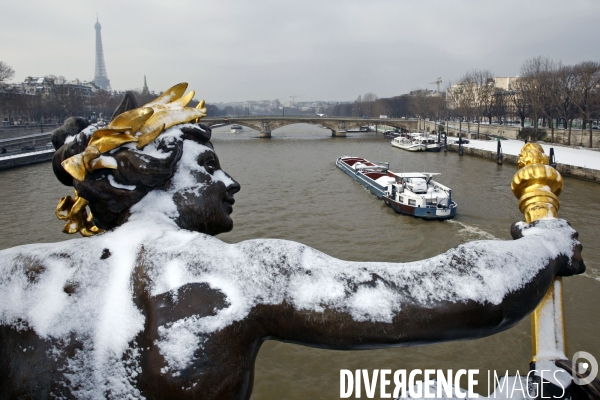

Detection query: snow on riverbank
(460, 139), (600, 171)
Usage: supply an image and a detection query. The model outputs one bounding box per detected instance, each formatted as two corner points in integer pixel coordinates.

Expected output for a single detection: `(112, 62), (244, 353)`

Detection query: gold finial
(511, 143), (562, 223)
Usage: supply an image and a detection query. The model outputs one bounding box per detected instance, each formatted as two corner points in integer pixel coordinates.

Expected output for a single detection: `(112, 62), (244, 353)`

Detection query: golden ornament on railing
(55, 190), (104, 237)
(511, 143), (563, 224)
(511, 142), (567, 362)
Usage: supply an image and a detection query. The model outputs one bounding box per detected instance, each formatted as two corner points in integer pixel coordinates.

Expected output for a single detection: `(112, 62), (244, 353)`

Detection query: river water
(0, 123), (598, 398)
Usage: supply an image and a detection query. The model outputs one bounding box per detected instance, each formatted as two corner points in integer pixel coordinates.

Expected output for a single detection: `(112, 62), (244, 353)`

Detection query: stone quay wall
(446, 144), (600, 182)
(0, 124), (59, 140)
(424, 121), (600, 148)
(0, 149), (54, 171)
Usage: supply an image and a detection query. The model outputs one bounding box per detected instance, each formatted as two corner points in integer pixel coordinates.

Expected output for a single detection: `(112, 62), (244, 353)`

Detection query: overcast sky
(3, 0), (600, 103)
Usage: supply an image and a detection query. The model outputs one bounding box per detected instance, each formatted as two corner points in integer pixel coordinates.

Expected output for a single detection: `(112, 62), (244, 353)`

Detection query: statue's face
(171, 141), (240, 235)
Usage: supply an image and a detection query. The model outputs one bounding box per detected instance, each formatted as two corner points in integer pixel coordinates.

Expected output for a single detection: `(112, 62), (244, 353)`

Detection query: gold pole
(511, 143), (566, 362)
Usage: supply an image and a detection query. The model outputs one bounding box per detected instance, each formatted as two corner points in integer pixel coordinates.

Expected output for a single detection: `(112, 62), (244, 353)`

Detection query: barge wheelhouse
(383, 172), (457, 219)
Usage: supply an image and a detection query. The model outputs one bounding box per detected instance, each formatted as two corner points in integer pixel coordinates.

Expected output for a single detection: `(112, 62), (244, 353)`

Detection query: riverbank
(423, 120), (600, 149)
(0, 149), (54, 170)
(447, 138), (600, 182)
(0, 124), (59, 140)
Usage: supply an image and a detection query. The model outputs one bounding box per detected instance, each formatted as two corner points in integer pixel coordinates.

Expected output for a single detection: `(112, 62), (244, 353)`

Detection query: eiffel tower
(93, 16), (111, 91)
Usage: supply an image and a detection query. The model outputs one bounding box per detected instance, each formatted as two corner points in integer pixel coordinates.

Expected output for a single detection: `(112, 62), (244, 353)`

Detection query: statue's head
(52, 84), (240, 236)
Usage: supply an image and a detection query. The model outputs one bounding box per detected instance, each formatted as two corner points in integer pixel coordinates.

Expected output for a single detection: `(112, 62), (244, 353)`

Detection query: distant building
(494, 76), (519, 91)
(22, 77), (55, 98)
(60, 79), (98, 98)
(20, 76), (98, 100)
(409, 89), (439, 97)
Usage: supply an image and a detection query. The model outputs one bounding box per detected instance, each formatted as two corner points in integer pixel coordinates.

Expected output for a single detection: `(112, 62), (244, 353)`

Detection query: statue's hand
(511, 219), (585, 277)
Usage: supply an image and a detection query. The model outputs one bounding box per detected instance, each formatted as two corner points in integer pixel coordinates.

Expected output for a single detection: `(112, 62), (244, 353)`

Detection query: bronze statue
(0, 85), (589, 399)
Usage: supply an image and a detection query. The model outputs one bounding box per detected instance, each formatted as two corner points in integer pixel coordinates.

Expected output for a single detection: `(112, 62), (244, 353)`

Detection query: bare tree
(538, 63), (559, 142)
(445, 81), (462, 134)
(571, 61), (600, 147)
(448, 74), (476, 135)
(52, 85), (86, 119)
(552, 64), (578, 145)
(509, 78), (530, 128)
(91, 90), (114, 120)
(466, 69), (495, 137)
(0, 61), (15, 86)
(520, 57), (548, 130)
(518, 57), (560, 143)
(426, 96), (446, 127)
(353, 95), (362, 117)
(491, 89), (507, 123)
(373, 100), (390, 118)
(0, 61), (16, 123)
(408, 91), (428, 130)
(362, 92), (378, 117)
(46, 74), (67, 85)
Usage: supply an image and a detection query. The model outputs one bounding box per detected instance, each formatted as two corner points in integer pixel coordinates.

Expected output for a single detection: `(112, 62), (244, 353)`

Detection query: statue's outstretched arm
(228, 218), (583, 350)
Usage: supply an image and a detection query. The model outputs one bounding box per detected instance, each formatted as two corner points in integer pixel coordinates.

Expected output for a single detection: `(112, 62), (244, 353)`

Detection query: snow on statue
(0, 85), (587, 399)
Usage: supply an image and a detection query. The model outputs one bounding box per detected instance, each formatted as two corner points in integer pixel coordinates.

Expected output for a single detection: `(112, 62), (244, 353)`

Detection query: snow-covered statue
(0, 85), (588, 399)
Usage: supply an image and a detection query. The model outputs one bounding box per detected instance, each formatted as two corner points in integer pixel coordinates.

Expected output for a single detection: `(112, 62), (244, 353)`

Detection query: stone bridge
(199, 116), (418, 138)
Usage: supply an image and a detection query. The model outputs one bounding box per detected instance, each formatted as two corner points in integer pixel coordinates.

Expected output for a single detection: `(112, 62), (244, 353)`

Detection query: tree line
(326, 58), (600, 147)
(325, 93), (413, 119)
(446, 58), (600, 146)
(0, 62), (227, 125)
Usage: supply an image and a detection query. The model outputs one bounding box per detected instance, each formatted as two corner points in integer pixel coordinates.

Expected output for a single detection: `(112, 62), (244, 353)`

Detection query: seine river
(0, 124), (598, 398)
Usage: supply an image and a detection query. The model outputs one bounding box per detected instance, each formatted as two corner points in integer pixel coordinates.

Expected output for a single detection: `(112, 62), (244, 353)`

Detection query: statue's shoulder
(0, 237), (100, 276)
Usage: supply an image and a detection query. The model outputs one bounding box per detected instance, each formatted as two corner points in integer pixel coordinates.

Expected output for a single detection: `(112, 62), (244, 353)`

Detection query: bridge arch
(201, 117), (417, 138)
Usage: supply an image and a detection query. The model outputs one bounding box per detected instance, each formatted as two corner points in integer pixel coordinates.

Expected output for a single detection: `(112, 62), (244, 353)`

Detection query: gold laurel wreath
(56, 83), (207, 236)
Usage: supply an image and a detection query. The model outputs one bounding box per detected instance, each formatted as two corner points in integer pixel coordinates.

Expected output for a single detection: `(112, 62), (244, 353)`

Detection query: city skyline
(2, 0), (600, 102)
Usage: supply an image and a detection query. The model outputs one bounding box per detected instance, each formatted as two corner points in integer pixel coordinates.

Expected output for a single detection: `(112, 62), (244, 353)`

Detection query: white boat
(390, 137), (426, 152)
(410, 133), (442, 152)
(383, 172), (457, 219)
(230, 124), (243, 133)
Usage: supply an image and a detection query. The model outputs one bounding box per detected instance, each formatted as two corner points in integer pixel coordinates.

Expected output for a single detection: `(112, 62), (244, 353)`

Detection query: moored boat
(411, 133), (442, 152)
(390, 137), (426, 152)
(336, 156), (457, 220)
